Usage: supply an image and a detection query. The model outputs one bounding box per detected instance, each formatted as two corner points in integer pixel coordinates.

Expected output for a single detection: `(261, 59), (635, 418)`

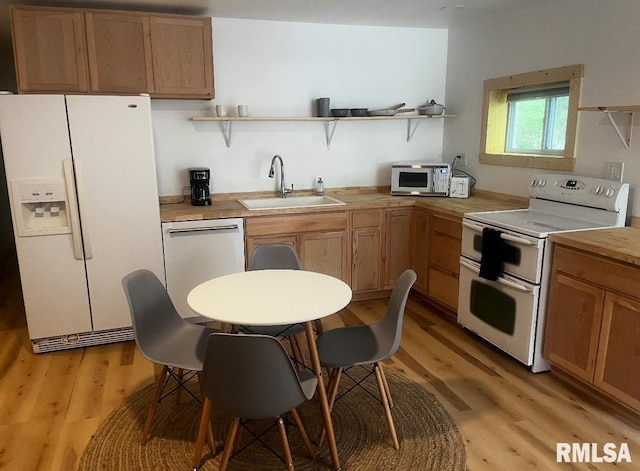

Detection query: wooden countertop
(550, 226), (640, 268)
(159, 189), (528, 223)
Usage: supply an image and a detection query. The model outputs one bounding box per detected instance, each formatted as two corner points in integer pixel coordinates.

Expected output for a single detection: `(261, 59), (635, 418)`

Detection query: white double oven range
(457, 174), (630, 373)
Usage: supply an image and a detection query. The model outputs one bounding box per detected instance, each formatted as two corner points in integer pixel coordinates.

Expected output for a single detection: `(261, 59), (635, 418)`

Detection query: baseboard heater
(32, 327), (134, 353)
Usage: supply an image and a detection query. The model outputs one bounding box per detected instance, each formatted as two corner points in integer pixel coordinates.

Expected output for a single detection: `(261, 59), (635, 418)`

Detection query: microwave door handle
(500, 233), (534, 246)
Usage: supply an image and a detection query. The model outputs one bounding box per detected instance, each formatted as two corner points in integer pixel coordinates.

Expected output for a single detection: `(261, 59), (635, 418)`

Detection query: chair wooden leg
(380, 362), (394, 408)
(219, 418), (240, 471)
(207, 421), (215, 454)
(374, 363), (399, 450)
(276, 416), (295, 471)
(192, 397), (213, 470)
(313, 319), (324, 335)
(318, 367), (342, 446)
(232, 422), (244, 452)
(176, 368), (184, 404)
(141, 365), (169, 444)
(288, 335), (304, 370)
(289, 408), (315, 459)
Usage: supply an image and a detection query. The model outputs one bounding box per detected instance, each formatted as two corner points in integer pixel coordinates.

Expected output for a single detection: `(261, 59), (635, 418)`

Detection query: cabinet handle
(168, 224), (239, 234)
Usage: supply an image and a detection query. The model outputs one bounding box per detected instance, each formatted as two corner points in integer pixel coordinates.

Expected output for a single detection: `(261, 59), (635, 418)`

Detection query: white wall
(151, 18), (448, 196)
(444, 0), (640, 217)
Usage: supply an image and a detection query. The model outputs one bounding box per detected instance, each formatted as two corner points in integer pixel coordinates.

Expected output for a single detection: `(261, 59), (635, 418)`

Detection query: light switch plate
(605, 161), (624, 182)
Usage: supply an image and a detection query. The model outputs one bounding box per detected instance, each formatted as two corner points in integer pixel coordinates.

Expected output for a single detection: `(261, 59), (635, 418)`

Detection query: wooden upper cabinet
(85, 12), (154, 94)
(10, 6), (215, 99)
(11, 6), (90, 93)
(149, 16), (214, 98)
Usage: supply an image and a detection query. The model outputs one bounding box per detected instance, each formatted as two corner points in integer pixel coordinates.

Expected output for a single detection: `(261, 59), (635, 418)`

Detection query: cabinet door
(412, 210), (429, 294)
(427, 214), (462, 311)
(544, 272), (605, 382)
(149, 15), (214, 98)
(85, 12), (154, 94)
(351, 210), (383, 293)
(594, 292), (640, 412)
(299, 231), (348, 283)
(384, 209), (413, 288)
(11, 7), (90, 93)
(245, 236), (297, 270)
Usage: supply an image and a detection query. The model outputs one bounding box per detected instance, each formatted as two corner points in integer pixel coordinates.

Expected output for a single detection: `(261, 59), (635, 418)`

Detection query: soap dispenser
(316, 177), (325, 196)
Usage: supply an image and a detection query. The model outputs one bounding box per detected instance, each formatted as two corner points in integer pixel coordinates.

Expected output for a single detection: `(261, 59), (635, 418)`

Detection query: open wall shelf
(189, 114), (455, 148)
(579, 106), (640, 149)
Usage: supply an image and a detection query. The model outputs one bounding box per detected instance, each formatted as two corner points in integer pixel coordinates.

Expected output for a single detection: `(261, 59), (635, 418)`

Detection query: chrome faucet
(269, 154), (294, 198)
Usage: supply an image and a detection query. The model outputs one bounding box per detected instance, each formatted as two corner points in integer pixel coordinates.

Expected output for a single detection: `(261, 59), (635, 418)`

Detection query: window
(506, 84), (569, 155)
(479, 65), (583, 170)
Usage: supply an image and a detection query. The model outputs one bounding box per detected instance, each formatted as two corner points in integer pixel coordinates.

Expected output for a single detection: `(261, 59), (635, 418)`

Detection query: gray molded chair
(122, 269), (218, 445)
(192, 333), (317, 471)
(316, 268), (417, 450)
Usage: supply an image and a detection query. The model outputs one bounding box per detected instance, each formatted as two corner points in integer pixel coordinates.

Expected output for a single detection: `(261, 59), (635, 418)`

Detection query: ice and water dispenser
(10, 178), (72, 236)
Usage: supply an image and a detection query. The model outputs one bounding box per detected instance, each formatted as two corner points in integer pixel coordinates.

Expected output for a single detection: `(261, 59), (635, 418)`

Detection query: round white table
(187, 269), (352, 471)
(187, 269), (352, 327)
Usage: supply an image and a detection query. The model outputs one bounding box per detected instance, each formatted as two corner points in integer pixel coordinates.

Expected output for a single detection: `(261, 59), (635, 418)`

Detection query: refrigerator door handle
(63, 159), (84, 261)
(73, 159), (94, 260)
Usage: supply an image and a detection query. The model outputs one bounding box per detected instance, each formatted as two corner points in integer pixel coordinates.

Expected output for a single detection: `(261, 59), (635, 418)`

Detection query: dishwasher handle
(168, 224), (240, 234)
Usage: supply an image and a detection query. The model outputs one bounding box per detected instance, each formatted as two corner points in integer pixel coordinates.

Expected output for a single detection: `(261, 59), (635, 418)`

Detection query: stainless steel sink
(238, 195), (346, 210)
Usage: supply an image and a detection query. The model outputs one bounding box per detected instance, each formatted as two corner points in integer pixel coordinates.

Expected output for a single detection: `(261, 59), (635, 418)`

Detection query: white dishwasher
(162, 218), (245, 320)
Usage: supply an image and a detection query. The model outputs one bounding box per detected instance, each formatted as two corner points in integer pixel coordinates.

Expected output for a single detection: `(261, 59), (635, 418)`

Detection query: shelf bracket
(407, 118), (422, 142)
(325, 120), (338, 149)
(221, 120), (233, 147)
(603, 110), (633, 149)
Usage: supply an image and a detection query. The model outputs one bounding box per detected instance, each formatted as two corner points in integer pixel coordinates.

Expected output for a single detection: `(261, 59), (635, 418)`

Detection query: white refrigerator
(0, 94), (164, 352)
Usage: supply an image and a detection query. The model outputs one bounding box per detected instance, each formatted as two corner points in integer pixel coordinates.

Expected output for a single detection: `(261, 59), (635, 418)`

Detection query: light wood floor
(1, 267), (639, 471)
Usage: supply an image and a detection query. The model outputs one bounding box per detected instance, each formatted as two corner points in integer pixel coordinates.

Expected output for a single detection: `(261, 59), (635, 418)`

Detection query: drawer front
(351, 209), (382, 229)
(245, 212), (347, 237)
(432, 214), (462, 239)
(553, 246), (640, 296)
(430, 232), (461, 274)
(428, 267), (458, 310)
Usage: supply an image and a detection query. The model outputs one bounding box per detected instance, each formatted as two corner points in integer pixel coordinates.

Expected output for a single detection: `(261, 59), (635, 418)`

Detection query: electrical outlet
(605, 161), (624, 182)
(455, 153), (466, 167)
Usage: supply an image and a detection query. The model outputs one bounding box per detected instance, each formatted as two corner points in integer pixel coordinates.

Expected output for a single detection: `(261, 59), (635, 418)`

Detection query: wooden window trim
(479, 64), (584, 170)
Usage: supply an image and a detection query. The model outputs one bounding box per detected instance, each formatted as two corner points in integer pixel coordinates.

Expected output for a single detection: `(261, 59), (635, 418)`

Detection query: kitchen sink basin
(238, 195), (346, 210)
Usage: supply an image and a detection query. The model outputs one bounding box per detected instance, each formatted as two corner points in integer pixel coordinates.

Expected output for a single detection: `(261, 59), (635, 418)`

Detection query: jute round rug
(79, 369), (466, 470)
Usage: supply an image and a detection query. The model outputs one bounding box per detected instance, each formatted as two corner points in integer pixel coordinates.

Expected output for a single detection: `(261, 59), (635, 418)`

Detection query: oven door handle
(499, 233), (534, 246)
(463, 221), (534, 246)
(462, 221), (484, 232)
(460, 259), (534, 293)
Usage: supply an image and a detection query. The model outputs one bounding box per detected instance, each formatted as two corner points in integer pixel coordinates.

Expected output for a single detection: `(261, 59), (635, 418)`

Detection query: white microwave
(391, 162), (451, 196)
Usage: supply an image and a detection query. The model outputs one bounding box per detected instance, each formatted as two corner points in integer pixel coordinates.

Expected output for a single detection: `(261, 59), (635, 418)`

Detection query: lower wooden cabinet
(244, 205), (464, 313)
(245, 212), (348, 283)
(412, 209), (430, 293)
(427, 214), (462, 312)
(384, 209), (413, 288)
(545, 245), (640, 413)
(350, 209), (383, 293)
(594, 293), (640, 411)
(412, 208), (462, 316)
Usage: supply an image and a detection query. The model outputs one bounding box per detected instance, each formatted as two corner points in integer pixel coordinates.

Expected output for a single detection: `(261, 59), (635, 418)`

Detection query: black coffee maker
(189, 167), (212, 206)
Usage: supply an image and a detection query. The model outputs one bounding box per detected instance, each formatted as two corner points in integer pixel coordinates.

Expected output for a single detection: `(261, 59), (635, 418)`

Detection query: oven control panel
(529, 174), (629, 212)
